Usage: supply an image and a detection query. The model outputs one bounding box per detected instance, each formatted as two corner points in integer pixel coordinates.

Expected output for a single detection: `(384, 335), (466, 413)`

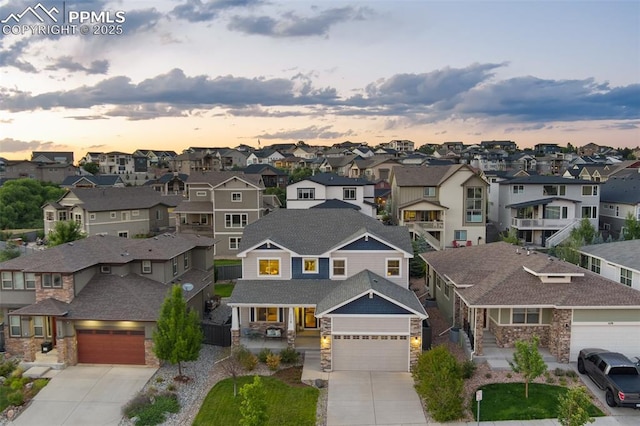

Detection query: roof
(420, 241), (640, 308)
(0, 234), (216, 273)
(243, 164), (288, 176)
(228, 278), (340, 305)
(310, 199), (361, 210)
(238, 209), (412, 256)
(173, 200), (212, 213)
(10, 298), (70, 316)
(505, 197), (582, 209)
(61, 175), (124, 187)
(391, 164), (465, 186)
(579, 240), (640, 272)
(63, 187), (182, 211)
(186, 171), (263, 188)
(306, 172), (372, 186)
(600, 170), (640, 204)
(499, 175), (595, 185)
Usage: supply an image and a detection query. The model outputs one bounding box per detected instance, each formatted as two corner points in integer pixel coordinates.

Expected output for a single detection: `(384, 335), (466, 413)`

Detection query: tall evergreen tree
(153, 285), (203, 378)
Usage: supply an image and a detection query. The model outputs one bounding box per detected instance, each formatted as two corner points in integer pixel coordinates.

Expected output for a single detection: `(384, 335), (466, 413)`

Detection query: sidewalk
(443, 417), (640, 426)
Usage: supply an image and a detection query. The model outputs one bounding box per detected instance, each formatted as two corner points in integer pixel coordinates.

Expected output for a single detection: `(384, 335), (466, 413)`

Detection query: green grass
(214, 283), (234, 297)
(473, 383), (604, 421)
(215, 259), (242, 266)
(193, 375), (318, 426)
(0, 386), (10, 412)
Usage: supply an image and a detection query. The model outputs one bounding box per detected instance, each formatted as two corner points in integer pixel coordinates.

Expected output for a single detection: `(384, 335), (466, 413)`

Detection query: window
(512, 185), (524, 194)
(172, 257), (178, 276)
(12, 272), (24, 290)
(132, 210), (139, 216)
(332, 259), (346, 277)
(25, 273), (36, 289)
(297, 188), (315, 199)
(620, 268), (632, 287)
(58, 211), (67, 221)
(156, 210), (162, 220)
(543, 206), (567, 219)
(512, 308), (540, 324)
(254, 307), (279, 322)
(199, 214), (208, 225)
(46, 211), (54, 221)
(52, 273), (62, 288)
(196, 191), (207, 197)
(232, 192), (242, 202)
(436, 275), (442, 289)
(118, 231), (129, 238)
(184, 252), (189, 270)
(33, 316), (44, 337)
(465, 187), (483, 223)
(303, 258), (318, 273)
(386, 259), (401, 277)
(424, 187), (436, 197)
(444, 281), (450, 298)
(1, 271), (12, 289)
(101, 265), (111, 274)
(110, 212), (116, 219)
(590, 258), (601, 274)
(9, 315), (21, 337)
(89, 213), (96, 221)
(343, 187), (356, 200)
(581, 206), (597, 219)
(142, 260), (152, 274)
(75, 214), (82, 224)
(42, 273), (51, 288)
(258, 259), (280, 276)
(543, 185), (566, 196)
(225, 213), (248, 228)
(454, 230), (467, 241)
(229, 237), (241, 250)
(582, 185), (598, 196)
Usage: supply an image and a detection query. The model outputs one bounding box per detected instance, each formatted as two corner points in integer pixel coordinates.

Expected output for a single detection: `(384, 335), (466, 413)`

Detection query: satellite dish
(182, 283), (194, 292)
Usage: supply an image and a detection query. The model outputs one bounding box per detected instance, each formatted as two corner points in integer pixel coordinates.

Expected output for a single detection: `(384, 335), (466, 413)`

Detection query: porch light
(412, 336), (421, 346)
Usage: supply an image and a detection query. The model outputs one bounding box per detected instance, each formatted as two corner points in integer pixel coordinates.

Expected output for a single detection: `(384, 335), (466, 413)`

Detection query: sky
(0, 0), (639, 162)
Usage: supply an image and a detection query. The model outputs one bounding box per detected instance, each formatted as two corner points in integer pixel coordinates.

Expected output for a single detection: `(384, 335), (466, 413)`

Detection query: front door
(304, 308), (318, 329)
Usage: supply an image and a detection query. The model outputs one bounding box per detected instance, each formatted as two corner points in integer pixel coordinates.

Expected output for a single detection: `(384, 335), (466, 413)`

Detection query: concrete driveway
(10, 365), (156, 426)
(327, 371), (427, 426)
(574, 364), (640, 420)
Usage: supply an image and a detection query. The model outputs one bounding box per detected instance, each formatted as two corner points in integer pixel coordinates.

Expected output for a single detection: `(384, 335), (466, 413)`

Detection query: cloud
(171, 0), (262, 23)
(228, 6), (373, 37)
(0, 137), (67, 153)
(0, 39), (37, 72)
(257, 125), (353, 140)
(45, 57), (109, 74)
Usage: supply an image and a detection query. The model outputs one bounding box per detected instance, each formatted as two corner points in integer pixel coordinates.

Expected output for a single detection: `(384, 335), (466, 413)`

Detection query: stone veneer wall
(57, 335), (77, 365)
(409, 318), (422, 369)
(35, 274), (74, 303)
(549, 309), (572, 363)
(145, 339), (160, 367)
(490, 322), (550, 348)
(231, 329), (240, 346)
(453, 294), (462, 326)
(320, 317), (331, 372)
(248, 322), (285, 334)
(4, 337), (36, 362)
(474, 308), (485, 356)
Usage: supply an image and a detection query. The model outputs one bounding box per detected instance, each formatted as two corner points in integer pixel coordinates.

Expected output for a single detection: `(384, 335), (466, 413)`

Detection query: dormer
(523, 266), (584, 283)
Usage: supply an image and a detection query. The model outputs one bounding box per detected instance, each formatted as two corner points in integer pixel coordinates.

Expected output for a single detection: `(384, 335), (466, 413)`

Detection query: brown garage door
(77, 329), (146, 365)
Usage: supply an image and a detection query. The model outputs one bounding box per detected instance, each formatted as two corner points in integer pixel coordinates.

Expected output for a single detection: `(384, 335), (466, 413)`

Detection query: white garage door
(332, 335), (409, 371)
(570, 324), (640, 361)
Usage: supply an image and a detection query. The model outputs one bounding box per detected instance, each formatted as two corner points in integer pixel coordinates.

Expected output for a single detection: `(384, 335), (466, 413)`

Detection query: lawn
(193, 373), (318, 426)
(473, 383), (604, 421)
(215, 259), (242, 266)
(213, 283), (234, 297)
(0, 386), (9, 412)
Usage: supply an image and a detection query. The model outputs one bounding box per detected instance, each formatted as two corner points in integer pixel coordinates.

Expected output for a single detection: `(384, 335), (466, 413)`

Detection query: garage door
(77, 329), (146, 365)
(570, 324), (640, 361)
(332, 335), (409, 371)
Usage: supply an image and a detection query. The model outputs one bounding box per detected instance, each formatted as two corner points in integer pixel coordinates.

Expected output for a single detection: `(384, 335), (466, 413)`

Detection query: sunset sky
(1, 0), (639, 162)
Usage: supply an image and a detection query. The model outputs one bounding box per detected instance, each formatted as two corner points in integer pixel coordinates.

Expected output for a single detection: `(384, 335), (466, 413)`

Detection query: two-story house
(31, 152), (74, 165)
(0, 233), (215, 366)
(496, 176), (600, 247)
(599, 169), (640, 238)
(3, 161), (79, 184)
(43, 187), (183, 237)
(578, 240), (640, 291)
(246, 149), (285, 166)
(227, 209), (427, 372)
(286, 173), (377, 217)
(98, 152), (136, 175)
(174, 171), (268, 258)
(389, 164), (488, 250)
(243, 164), (289, 189)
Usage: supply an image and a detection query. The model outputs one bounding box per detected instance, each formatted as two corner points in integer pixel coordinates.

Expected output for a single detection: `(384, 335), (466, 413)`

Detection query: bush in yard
(239, 376), (268, 426)
(412, 345), (464, 422)
(461, 360), (477, 379)
(236, 346), (258, 371)
(7, 391), (24, 406)
(279, 347), (300, 364)
(0, 359), (18, 377)
(557, 387), (595, 426)
(123, 391), (179, 426)
(257, 348), (273, 363)
(266, 353), (281, 371)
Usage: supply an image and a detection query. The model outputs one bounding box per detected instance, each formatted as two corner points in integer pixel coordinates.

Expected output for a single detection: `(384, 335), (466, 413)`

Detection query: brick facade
(490, 322), (550, 348)
(4, 336), (36, 362)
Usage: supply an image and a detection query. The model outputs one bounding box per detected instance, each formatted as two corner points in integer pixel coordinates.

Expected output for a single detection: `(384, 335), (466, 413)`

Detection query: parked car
(578, 348), (640, 408)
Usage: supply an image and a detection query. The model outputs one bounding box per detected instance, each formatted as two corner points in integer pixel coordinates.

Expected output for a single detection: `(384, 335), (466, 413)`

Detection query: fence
(215, 264), (242, 282)
(201, 322), (231, 347)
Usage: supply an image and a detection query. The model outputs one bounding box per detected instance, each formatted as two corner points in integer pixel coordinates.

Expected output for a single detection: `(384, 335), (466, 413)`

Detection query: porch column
(287, 307), (295, 348)
(231, 306), (240, 347)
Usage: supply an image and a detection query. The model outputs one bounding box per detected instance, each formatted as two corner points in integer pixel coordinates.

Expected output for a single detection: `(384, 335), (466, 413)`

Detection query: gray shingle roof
(10, 298), (70, 316)
(228, 279), (340, 305)
(579, 240), (640, 271)
(392, 164), (464, 186)
(310, 199), (361, 210)
(307, 173), (372, 186)
(600, 170), (640, 204)
(238, 209), (412, 255)
(420, 241), (640, 307)
(498, 176), (594, 185)
(65, 187), (181, 211)
(187, 171), (263, 188)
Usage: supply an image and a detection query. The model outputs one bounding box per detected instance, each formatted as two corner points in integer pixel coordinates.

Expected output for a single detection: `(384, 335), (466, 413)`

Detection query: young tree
(153, 285), (203, 379)
(500, 228), (520, 244)
(623, 212), (640, 240)
(221, 347), (247, 397)
(82, 162), (99, 174)
(239, 376), (268, 426)
(47, 220), (87, 247)
(508, 336), (547, 398)
(409, 236), (429, 278)
(557, 387), (595, 426)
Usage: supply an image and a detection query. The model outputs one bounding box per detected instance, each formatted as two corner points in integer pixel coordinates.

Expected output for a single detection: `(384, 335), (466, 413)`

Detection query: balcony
(180, 223), (213, 235)
(407, 221), (444, 231)
(511, 217), (573, 230)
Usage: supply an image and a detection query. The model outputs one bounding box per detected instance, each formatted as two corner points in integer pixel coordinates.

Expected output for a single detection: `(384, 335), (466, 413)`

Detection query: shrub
(30, 378), (49, 394)
(565, 370), (578, 379)
(123, 392), (152, 418)
(546, 376), (555, 384)
(155, 376), (165, 383)
(506, 373), (512, 379)
(167, 383), (177, 392)
(7, 391), (25, 406)
(485, 373), (492, 379)
(0, 359), (18, 378)
(124, 391), (179, 426)
(553, 368), (566, 377)
(559, 377), (567, 386)
(266, 354), (281, 371)
(236, 347), (258, 371)
(461, 360), (477, 379)
(8, 376), (30, 391)
(279, 347), (300, 364)
(257, 348), (273, 363)
(412, 346), (464, 422)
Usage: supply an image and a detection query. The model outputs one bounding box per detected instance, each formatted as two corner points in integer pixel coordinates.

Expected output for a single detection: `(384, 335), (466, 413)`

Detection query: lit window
(258, 259), (280, 276)
(254, 307), (279, 322)
(303, 258), (318, 273)
(232, 192), (242, 202)
(332, 259), (346, 277)
(142, 260), (152, 274)
(386, 259), (401, 277)
(225, 213), (248, 228)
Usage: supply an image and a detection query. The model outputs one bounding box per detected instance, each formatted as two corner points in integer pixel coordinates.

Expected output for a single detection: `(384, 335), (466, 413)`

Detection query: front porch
(239, 330), (320, 351)
(470, 330), (559, 371)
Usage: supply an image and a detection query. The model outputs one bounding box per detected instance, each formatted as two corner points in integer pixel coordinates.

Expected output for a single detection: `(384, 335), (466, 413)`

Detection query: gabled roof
(61, 187), (182, 211)
(10, 298), (70, 316)
(322, 155), (358, 168)
(392, 164), (466, 186)
(420, 241), (640, 308)
(499, 175), (594, 185)
(306, 172), (372, 186)
(238, 209), (412, 256)
(186, 171), (263, 188)
(579, 240), (640, 272)
(600, 170), (640, 204)
(31, 151), (74, 164)
(243, 164), (288, 176)
(310, 199), (361, 210)
(61, 175), (125, 187)
(316, 270), (427, 317)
